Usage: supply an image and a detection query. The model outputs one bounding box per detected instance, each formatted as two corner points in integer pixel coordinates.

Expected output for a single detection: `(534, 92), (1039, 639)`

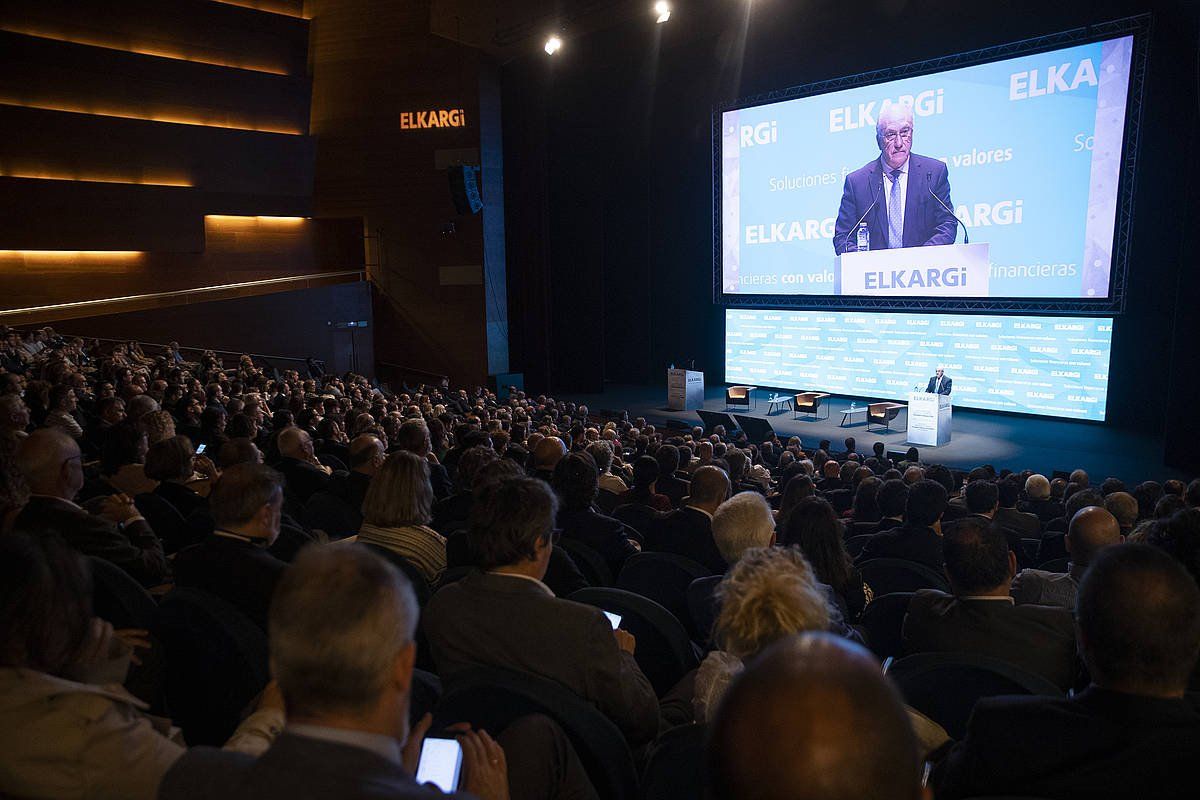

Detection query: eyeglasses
(882, 128), (913, 142)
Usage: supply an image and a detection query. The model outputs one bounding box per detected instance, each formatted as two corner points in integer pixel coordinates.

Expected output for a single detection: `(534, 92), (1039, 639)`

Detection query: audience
(302, 433), (384, 538)
(644, 464), (730, 572)
(1011, 505), (1123, 609)
(356, 451), (447, 585)
(779, 497), (871, 620)
(856, 478), (948, 570)
(711, 490), (777, 566)
(552, 451), (640, 577)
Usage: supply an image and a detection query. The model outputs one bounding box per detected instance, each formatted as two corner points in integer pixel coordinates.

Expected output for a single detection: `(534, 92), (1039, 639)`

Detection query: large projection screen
(717, 25), (1145, 309)
(725, 309), (1113, 421)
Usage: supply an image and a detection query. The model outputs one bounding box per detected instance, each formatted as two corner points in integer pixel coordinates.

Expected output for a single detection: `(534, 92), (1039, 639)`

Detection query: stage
(569, 384), (1182, 485)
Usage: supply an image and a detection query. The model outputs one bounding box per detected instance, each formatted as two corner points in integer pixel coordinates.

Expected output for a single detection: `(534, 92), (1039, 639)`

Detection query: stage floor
(569, 384), (1183, 484)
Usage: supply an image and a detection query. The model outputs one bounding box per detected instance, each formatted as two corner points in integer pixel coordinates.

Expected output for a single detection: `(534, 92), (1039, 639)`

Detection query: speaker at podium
(907, 392), (952, 446)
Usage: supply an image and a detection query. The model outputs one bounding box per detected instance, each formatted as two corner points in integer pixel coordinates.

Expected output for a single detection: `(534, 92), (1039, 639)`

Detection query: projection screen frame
(711, 14), (1150, 315)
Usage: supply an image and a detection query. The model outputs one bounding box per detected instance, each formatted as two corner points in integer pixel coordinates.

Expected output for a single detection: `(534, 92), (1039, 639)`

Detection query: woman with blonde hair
(357, 450), (446, 584)
(693, 546), (831, 721)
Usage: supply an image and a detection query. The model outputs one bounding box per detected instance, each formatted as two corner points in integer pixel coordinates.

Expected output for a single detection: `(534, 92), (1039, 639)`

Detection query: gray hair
(875, 101), (914, 139)
(270, 545), (418, 716)
(712, 491), (776, 565)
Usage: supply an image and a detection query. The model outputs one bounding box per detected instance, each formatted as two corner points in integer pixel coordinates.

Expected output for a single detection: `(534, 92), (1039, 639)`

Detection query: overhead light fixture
(655, 1), (671, 23)
(544, 35), (562, 55)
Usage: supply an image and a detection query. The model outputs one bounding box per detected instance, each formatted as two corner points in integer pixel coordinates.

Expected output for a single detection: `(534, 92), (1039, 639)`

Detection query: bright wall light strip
(210, 0), (309, 19)
(0, 250), (145, 260)
(0, 170), (192, 188)
(0, 25), (291, 75)
(0, 270), (364, 318)
(205, 214), (308, 224)
(0, 99), (304, 136)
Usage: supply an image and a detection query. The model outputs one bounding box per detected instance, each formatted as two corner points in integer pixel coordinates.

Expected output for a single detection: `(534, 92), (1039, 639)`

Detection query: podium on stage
(835, 243), (990, 297)
(667, 369), (704, 411)
(907, 392), (952, 446)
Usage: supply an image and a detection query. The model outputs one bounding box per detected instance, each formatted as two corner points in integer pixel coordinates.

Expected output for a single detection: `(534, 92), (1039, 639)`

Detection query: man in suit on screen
(833, 102), (958, 255)
(926, 367), (952, 395)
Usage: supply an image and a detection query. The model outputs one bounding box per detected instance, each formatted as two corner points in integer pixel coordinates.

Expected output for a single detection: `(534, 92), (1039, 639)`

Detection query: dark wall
(502, 0), (1199, 442)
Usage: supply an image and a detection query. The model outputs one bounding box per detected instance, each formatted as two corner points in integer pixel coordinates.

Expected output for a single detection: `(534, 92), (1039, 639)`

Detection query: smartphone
(416, 737), (463, 792)
(603, 610), (622, 629)
(195, 444), (207, 455)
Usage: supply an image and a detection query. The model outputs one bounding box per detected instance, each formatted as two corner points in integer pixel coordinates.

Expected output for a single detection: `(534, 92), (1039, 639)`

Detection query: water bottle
(855, 223), (870, 252)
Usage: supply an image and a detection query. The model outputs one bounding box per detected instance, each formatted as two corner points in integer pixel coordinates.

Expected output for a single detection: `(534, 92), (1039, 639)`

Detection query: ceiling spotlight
(654, 1), (671, 23)
(544, 35), (562, 55)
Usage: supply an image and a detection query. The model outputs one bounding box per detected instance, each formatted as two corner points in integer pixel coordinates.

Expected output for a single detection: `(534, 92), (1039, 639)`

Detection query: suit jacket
(154, 481), (207, 521)
(833, 153), (957, 254)
(274, 457), (331, 504)
(424, 571), (659, 747)
(933, 687), (1200, 799)
(302, 471), (371, 539)
(13, 496), (168, 587)
(172, 535), (288, 630)
(644, 507), (727, 574)
(925, 375), (953, 395)
(995, 506), (1043, 540)
(160, 732), (465, 800)
(902, 590), (1078, 689)
(856, 523), (944, 572)
(655, 473), (691, 509)
(557, 506), (639, 577)
(1019, 497), (1065, 523)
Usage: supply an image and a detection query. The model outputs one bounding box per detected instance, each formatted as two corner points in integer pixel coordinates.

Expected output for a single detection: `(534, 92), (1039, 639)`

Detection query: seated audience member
(0, 532), (282, 800)
(144, 436), (213, 520)
(274, 426), (332, 504)
(431, 444), (498, 533)
(712, 491), (777, 567)
(1156, 493), (1188, 519)
(161, 545), (531, 800)
(845, 476), (882, 523)
(707, 633), (924, 800)
(172, 464), (289, 629)
(1011, 506), (1122, 609)
(424, 477), (659, 748)
(530, 435), (566, 483)
(773, 474), (815, 528)
(933, 544), (1200, 799)
(217, 437), (264, 468)
(92, 420), (157, 499)
(303, 434), (384, 539)
(357, 451), (447, 585)
(1104, 490), (1139, 536)
(994, 477), (1042, 539)
(643, 464), (730, 573)
(44, 384), (84, 439)
(903, 517), (1077, 690)
(870, 478), (909, 534)
(1037, 488), (1106, 561)
(552, 451), (639, 576)
(14, 429), (167, 587)
(85, 396), (126, 454)
(395, 418), (453, 500)
(693, 547), (831, 721)
(588, 441), (628, 494)
(654, 444), (690, 508)
(195, 406), (229, 452)
(617, 455), (673, 512)
(856, 479), (948, 571)
(779, 498), (871, 621)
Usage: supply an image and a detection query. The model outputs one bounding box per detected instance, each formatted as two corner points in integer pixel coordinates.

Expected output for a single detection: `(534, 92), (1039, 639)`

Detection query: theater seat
(557, 537), (614, 587)
(616, 551), (716, 639)
(88, 555), (157, 630)
(686, 575), (723, 648)
(642, 722), (706, 800)
(859, 591), (915, 660)
(858, 558), (949, 595)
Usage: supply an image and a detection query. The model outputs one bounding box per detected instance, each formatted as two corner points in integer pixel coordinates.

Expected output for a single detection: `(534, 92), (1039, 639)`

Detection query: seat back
(642, 723), (706, 800)
(410, 668), (442, 728)
(845, 533), (874, 558)
(1037, 556), (1070, 573)
(134, 492), (202, 555)
(858, 558), (949, 594)
(88, 555), (157, 629)
(151, 588), (269, 746)
(596, 488), (622, 514)
(569, 587), (700, 697)
(358, 543), (433, 606)
(887, 652), (1063, 739)
(686, 575), (723, 647)
(434, 667), (639, 800)
(610, 503), (666, 540)
(557, 537), (614, 587)
(616, 551), (716, 639)
(859, 592), (915, 660)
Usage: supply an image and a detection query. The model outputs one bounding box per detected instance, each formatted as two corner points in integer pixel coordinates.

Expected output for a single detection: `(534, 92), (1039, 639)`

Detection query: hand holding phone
(416, 737), (463, 792)
(603, 610), (622, 629)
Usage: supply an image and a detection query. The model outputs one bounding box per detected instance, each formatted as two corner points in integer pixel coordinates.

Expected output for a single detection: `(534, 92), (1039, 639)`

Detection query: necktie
(888, 168), (903, 248)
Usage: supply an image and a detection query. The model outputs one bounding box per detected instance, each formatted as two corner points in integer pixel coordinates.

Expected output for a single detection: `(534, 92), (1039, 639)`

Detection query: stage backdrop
(720, 35), (1134, 301)
(726, 309), (1113, 421)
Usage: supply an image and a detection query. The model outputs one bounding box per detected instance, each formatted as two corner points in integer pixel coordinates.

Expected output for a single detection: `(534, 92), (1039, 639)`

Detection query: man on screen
(833, 102), (958, 254)
(926, 367), (952, 396)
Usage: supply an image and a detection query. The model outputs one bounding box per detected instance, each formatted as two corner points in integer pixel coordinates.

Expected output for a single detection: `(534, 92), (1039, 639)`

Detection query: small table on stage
(840, 406), (868, 427)
(765, 393), (792, 415)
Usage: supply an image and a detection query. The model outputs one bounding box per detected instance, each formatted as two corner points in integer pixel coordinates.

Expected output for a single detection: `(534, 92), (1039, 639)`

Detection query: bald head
(708, 633), (922, 800)
(277, 426), (312, 460)
(688, 464), (731, 512)
(17, 428), (83, 499)
(348, 434), (385, 473)
(532, 436), (566, 470)
(1066, 506), (1123, 566)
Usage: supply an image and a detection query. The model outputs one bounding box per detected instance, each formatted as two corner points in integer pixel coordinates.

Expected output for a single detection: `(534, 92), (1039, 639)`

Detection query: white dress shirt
(881, 154), (909, 231)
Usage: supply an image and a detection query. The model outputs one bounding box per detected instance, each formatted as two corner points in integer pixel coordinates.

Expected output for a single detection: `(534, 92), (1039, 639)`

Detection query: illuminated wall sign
(400, 109), (466, 130)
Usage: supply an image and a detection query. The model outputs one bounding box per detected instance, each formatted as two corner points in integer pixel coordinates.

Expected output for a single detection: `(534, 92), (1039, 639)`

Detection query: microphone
(837, 177), (881, 254)
(926, 172), (970, 244)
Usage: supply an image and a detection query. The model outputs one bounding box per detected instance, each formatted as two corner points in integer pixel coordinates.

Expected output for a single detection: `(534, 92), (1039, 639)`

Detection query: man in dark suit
(14, 429), (168, 587)
(1018, 473), (1064, 522)
(303, 434), (384, 539)
(948, 479), (1033, 570)
(161, 545), (589, 800)
(1011, 506), (1122, 610)
(424, 476), (659, 749)
(934, 544), (1200, 799)
(173, 464), (289, 630)
(925, 368), (952, 396)
(994, 478), (1042, 541)
(395, 418), (453, 500)
(903, 517), (1077, 690)
(814, 460), (844, 494)
(833, 103), (957, 255)
(653, 444), (690, 509)
(552, 452), (640, 577)
(857, 479), (947, 571)
(644, 465), (730, 574)
(274, 426), (332, 504)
